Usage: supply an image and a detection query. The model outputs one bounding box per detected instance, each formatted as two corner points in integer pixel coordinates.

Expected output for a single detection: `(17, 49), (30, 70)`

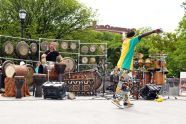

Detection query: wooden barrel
(3, 41), (14, 55)
(16, 41), (29, 58)
(2, 60), (14, 75)
(40, 41), (49, 51)
(30, 42), (38, 55)
(62, 57), (75, 72)
(5, 64), (29, 78)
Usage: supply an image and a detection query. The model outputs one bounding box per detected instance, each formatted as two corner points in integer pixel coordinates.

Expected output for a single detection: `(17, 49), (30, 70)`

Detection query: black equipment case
(140, 84), (161, 100)
(42, 82), (66, 99)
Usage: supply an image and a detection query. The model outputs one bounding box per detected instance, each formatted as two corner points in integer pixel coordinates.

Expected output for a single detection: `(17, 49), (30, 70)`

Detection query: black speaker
(140, 84), (160, 100)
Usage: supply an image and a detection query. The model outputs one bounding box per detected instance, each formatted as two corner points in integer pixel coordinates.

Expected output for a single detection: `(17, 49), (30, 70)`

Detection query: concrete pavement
(0, 95), (186, 124)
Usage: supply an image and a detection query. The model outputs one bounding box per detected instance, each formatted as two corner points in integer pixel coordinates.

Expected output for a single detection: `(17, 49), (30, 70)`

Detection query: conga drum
(153, 71), (165, 85)
(33, 73), (47, 97)
(14, 76), (25, 98)
(55, 63), (66, 81)
(142, 71), (151, 85)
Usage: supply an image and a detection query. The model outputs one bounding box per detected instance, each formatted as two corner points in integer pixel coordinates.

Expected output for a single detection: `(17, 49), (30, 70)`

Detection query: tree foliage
(0, 0), (93, 39)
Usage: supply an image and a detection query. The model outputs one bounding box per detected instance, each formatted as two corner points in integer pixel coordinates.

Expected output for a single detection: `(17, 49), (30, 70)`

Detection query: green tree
(0, 0), (94, 39)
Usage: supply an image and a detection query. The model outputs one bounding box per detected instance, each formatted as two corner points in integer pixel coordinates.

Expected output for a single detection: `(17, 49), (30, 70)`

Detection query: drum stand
(92, 59), (111, 100)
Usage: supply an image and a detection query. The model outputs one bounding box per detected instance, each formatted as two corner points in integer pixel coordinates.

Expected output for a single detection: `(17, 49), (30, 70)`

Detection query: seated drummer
(41, 41), (61, 62)
(39, 42), (62, 73)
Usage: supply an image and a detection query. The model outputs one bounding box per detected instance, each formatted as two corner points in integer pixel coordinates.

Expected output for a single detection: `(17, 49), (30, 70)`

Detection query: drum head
(70, 42), (77, 50)
(2, 60), (14, 75)
(5, 64), (15, 78)
(16, 41), (29, 58)
(81, 45), (89, 54)
(61, 42), (68, 50)
(81, 57), (88, 64)
(3, 41), (14, 55)
(99, 45), (106, 53)
(89, 57), (96, 64)
(40, 41), (49, 51)
(89, 45), (96, 52)
(30, 42), (38, 54)
(62, 57), (75, 72)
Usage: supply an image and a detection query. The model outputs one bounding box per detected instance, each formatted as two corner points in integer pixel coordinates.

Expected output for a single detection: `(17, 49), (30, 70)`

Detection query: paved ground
(0, 95), (186, 124)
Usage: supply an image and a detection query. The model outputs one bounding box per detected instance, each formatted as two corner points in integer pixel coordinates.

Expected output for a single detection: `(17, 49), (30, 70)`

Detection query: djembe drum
(14, 76), (25, 98)
(33, 73), (47, 97)
(55, 63), (66, 82)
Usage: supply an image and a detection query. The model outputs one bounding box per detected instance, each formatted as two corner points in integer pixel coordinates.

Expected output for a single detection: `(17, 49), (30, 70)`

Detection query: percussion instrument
(145, 58), (151, 68)
(99, 44), (106, 53)
(89, 57), (96, 64)
(30, 42), (38, 54)
(2, 60), (14, 75)
(70, 42), (77, 50)
(3, 41), (14, 55)
(25, 65), (35, 85)
(90, 45), (96, 53)
(154, 60), (161, 70)
(81, 57), (88, 64)
(138, 59), (144, 67)
(14, 76), (25, 98)
(16, 41), (29, 58)
(81, 45), (89, 54)
(61, 41), (68, 50)
(63, 70), (102, 94)
(55, 63), (66, 81)
(5, 64), (28, 78)
(40, 41), (49, 51)
(33, 73), (47, 97)
(153, 71), (165, 85)
(42, 62), (58, 81)
(62, 57), (75, 72)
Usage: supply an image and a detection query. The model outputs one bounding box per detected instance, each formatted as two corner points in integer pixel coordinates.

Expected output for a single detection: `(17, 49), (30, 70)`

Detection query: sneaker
(123, 102), (134, 106)
(123, 102), (128, 106)
(112, 99), (121, 107)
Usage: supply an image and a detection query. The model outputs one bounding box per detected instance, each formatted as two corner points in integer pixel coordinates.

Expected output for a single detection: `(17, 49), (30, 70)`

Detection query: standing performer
(112, 29), (162, 107)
